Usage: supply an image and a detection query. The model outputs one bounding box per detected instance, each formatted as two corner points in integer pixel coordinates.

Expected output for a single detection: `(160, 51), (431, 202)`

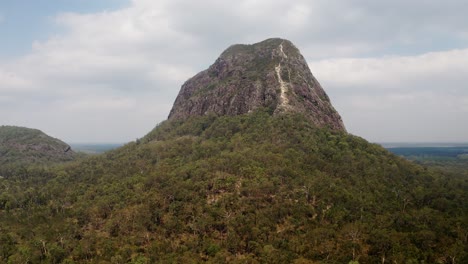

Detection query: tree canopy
(0, 111), (466, 263)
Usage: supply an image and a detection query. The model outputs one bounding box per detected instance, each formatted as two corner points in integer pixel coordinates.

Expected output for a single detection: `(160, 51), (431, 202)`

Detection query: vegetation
(388, 146), (468, 179)
(388, 146), (468, 160)
(0, 126), (78, 173)
(0, 111), (466, 263)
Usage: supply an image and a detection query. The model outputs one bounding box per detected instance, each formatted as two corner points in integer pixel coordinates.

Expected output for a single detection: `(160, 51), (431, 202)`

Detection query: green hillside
(0, 126), (78, 169)
(0, 111), (466, 263)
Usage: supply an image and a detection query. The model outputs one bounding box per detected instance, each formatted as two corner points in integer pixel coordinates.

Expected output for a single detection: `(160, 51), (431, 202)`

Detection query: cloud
(309, 49), (468, 142)
(310, 49), (468, 94)
(0, 69), (33, 92)
(1, 0), (467, 142)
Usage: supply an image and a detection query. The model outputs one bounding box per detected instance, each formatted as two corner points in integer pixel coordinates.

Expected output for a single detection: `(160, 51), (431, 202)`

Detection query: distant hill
(0, 125), (77, 167)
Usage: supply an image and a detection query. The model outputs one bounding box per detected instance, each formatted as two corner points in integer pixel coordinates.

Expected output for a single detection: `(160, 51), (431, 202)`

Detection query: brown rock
(168, 38), (346, 131)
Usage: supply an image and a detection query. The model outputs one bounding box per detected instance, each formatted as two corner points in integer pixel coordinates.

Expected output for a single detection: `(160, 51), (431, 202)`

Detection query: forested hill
(0, 111), (466, 263)
(0, 125), (77, 169)
(0, 38), (466, 263)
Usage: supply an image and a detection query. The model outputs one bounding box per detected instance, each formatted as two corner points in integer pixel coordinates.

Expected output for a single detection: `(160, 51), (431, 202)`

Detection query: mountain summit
(169, 38), (346, 131)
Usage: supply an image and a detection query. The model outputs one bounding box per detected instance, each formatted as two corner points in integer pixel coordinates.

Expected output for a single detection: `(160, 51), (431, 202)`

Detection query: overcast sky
(1, 0), (467, 143)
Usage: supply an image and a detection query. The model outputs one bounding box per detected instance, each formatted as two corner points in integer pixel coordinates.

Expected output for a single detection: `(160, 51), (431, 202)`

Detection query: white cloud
(310, 49), (468, 94)
(309, 49), (468, 142)
(1, 0), (467, 142)
(65, 97), (136, 111)
(0, 69), (32, 92)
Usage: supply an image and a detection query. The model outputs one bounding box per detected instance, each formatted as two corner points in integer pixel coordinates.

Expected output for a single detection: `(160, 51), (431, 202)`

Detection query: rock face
(0, 126), (77, 165)
(169, 38), (346, 131)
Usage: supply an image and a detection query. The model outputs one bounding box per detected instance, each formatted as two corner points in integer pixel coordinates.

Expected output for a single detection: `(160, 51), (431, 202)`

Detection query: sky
(1, 0), (467, 143)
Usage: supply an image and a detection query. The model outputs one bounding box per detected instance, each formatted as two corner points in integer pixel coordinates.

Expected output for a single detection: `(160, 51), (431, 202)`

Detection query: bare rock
(168, 38), (346, 131)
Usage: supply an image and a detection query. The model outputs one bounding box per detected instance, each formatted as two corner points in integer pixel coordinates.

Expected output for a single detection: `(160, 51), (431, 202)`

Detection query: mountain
(0, 39), (466, 263)
(0, 125), (77, 167)
(169, 38), (345, 131)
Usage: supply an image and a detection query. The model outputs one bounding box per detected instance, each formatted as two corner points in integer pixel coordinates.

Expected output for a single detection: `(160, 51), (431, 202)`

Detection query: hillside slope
(0, 126), (77, 168)
(0, 38), (466, 263)
(0, 112), (466, 263)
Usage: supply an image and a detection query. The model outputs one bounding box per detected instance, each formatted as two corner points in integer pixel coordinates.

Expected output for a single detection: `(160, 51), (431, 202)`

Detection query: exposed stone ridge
(168, 38), (346, 131)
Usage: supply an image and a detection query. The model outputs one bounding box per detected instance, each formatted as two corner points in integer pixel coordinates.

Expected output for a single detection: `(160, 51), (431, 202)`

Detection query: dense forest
(0, 110), (467, 263)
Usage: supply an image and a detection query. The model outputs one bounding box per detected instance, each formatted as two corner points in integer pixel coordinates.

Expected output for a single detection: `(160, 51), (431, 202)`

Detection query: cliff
(168, 38), (346, 131)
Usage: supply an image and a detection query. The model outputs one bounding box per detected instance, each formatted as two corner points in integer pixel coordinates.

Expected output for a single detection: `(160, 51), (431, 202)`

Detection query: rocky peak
(168, 38), (346, 131)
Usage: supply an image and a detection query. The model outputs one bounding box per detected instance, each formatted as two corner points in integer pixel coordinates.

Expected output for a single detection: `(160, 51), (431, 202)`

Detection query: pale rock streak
(276, 43), (290, 109)
(275, 63), (289, 108)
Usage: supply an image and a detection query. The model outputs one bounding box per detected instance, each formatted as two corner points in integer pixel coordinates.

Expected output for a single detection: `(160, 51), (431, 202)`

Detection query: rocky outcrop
(168, 38), (346, 131)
